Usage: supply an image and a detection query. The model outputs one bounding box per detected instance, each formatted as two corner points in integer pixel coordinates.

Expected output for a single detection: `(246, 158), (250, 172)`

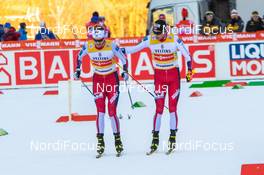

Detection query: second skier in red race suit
(125, 19), (194, 154)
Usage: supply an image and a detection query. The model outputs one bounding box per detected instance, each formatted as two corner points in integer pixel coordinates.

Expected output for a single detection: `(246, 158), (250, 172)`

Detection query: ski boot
(166, 129), (177, 155)
(147, 131), (159, 155)
(114, 133), (124, 157)
(96, 133), (105, 158)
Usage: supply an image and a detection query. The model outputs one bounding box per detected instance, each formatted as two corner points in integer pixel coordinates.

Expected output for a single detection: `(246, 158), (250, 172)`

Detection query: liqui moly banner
(229, 42), (264, 77)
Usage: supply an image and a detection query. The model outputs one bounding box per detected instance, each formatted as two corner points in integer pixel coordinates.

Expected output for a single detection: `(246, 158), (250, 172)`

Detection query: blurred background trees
(0, 0), (149, 39)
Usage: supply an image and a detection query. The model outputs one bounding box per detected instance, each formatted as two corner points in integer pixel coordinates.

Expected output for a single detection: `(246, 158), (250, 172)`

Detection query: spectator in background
(99, 16), (111, 38)
(3, 22), (11, 33)
(2, 22), (20, 41)
(86, 11), (99, 39)
(246, 11), (264, 32)
(0, 24), (4, 41)
(226, 9), (244, 32)
(18, 22), (27, 40)
(159, 14), (166, 21)
(35, 21), (56, 40)
(176, 8), (194, 34)
(201, 11), (222, 35)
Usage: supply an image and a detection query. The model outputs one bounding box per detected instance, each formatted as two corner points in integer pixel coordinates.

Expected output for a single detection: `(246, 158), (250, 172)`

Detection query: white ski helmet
(92, 25), (105, 41)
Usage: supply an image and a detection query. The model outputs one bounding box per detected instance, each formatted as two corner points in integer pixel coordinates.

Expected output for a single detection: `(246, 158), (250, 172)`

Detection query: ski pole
(81, 81), (94, 97)
(116, 63), (169, 110)
(125, 80), (135, 109)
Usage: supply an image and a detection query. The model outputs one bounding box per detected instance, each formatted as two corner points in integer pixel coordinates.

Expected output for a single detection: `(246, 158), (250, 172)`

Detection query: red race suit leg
(93, 71), (120, 134)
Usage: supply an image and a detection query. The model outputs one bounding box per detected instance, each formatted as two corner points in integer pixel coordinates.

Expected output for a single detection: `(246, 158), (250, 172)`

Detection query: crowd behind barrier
(1, 10), (264, 42)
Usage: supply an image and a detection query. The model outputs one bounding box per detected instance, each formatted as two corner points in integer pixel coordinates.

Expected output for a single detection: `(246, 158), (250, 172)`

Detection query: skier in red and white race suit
(74, 25), (128, 156)
(124, 19), (193, 153)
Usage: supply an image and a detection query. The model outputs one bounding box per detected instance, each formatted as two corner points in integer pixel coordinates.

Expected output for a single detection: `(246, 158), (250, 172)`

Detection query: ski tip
(165, 149), (174, 155)
(146, 150), (156, 156)
(116, 150), (124, 157)
(96, 154), (103, 159)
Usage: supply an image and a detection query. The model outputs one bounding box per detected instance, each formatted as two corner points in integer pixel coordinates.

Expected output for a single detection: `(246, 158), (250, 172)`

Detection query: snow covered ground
(0, 82), (264, 175)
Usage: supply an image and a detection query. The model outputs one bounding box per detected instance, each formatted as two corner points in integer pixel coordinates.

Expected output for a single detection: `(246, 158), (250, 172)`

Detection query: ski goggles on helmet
(152, 19), (166, 35)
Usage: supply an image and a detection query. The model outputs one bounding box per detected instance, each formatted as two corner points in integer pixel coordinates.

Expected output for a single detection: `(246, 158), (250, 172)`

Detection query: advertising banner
(1, 36), (264, 89)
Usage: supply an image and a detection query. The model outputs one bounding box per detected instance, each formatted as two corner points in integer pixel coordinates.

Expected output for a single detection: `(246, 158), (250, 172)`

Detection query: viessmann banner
(0, 38), (263, 89)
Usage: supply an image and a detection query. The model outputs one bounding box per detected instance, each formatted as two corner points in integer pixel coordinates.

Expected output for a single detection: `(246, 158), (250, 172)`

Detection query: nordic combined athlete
(124, 19), (193, 155)
(74, 25), (128, 158)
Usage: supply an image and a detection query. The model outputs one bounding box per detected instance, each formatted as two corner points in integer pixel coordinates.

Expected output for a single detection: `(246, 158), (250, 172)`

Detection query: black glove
(186, 70), (193, 82)
(121, 48), (126, 55)
(186, 61), (193, 82)
(121, 64), (129, 81)
(121, 72), (129, 81)
(74, 68), (81, 80)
